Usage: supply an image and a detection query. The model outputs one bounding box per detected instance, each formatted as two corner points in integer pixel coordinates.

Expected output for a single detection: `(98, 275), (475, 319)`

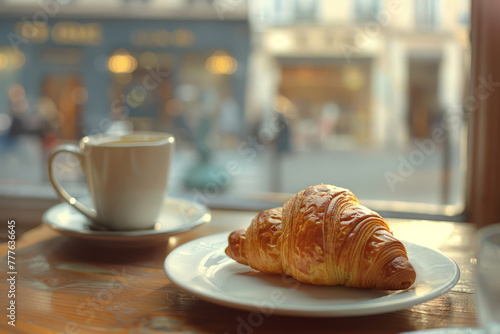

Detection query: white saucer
(43, 197), (211, 246)
(164, 232), (460, 317)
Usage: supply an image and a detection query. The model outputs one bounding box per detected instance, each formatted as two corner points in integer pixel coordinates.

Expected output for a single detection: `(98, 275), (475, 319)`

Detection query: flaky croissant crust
(225, 184), (416, 290)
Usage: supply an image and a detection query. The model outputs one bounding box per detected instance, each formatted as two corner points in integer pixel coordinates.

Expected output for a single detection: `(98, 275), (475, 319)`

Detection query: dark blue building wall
(0, 18), (250, 136)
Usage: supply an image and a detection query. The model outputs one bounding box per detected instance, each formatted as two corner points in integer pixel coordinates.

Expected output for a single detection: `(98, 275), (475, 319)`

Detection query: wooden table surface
(0, 210), (479, 334)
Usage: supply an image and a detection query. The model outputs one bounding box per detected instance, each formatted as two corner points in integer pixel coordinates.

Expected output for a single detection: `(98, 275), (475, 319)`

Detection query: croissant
(225, 184), (416, 290)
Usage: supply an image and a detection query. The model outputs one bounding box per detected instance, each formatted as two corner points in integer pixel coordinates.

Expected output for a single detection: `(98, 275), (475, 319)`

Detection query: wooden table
(0, 211), (478, 334)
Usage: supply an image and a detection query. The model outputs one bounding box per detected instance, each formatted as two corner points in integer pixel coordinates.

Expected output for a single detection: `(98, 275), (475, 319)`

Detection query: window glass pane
(294, 0), (318, 22)
(415, 0), (439, 29)
(354, 0), (380, 22)
(0, 0), (470, 218)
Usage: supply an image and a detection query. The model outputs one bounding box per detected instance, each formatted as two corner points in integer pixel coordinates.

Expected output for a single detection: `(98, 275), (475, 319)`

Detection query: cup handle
(47, 144), (97, 222)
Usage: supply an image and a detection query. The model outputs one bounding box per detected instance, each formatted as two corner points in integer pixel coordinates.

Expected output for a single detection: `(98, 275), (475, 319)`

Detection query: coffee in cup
(48, 131), (175, 231)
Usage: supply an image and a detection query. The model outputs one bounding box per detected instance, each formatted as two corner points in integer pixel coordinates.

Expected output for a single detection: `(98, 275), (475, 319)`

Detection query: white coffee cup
(48, 131), (175, 231)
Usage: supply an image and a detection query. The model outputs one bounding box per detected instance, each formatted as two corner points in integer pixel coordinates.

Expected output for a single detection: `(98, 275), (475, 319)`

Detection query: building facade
(247, 0), (469, 149)
(0, 2), (250, 147)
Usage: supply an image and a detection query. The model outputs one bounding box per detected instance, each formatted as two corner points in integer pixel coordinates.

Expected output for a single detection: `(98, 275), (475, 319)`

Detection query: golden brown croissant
(225, 184), (416, 290)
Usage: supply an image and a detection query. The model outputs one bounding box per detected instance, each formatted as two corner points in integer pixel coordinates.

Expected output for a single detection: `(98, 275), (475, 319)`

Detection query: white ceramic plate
(164, 232), (460, 317)
(43, 197), (211, 246)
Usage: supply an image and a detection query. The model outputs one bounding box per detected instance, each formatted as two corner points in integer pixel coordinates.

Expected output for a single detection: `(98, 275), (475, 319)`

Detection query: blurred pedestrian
(1, 84), (29, 155)
(35, 96), (61, 163)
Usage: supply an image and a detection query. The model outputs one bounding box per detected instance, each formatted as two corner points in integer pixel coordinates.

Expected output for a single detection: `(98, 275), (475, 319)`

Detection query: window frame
(467, 0), (500, 228)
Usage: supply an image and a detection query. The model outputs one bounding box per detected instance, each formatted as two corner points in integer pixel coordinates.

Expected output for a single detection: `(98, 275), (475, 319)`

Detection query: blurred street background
(0, 137), (461, 206)
(0, 0), (469, 215)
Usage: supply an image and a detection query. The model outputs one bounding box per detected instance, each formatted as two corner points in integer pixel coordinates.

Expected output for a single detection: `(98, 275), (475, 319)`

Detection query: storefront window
(415, 0), (440, 29)
(354, 0), (380, 22)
